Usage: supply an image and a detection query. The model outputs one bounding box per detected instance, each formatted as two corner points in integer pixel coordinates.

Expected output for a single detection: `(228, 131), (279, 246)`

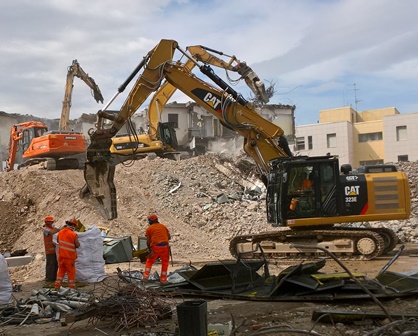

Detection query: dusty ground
(2, 251), (418, 336)
(1, 154), (418, 335)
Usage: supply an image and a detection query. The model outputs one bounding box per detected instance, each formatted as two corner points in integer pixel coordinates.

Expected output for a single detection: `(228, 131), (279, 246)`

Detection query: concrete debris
(0, 287), (91, 325)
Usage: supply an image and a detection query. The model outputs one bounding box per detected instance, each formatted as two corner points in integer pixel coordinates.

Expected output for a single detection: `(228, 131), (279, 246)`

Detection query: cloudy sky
(1, 0), (418, 126)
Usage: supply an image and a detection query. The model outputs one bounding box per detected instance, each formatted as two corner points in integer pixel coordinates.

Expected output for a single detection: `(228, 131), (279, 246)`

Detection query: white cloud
(1, 0), (418, 124)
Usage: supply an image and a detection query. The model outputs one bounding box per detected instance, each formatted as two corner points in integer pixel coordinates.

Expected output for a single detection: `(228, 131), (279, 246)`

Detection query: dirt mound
(0, 154), (268, 278)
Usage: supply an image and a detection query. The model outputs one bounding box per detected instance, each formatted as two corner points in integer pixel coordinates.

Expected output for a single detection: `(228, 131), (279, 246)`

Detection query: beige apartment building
(294, 106), (418, 168)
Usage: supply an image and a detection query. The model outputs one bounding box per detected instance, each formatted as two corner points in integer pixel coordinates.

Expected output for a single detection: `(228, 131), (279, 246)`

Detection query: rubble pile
(0, 154), (417, 281)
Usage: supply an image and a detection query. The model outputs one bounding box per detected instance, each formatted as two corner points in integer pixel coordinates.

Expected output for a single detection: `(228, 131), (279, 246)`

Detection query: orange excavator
(4, 60), (103, 171)
(5, 121), (86, 171)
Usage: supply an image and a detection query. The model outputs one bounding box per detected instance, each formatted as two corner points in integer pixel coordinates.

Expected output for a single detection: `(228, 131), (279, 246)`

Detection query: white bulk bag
(75, 226), (107, 282)
(0, 254), (12, 305)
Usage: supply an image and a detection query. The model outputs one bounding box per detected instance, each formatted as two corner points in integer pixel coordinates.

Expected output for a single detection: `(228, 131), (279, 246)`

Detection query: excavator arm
(110, 47), (264, 159)
(82, 39), (288, 219)
(108, 54), (196, 161)
(82, 40), (178, 219)
(109, 45), (268, 160)
(5, 121), (48, 172)
(59, 59), (104, 131)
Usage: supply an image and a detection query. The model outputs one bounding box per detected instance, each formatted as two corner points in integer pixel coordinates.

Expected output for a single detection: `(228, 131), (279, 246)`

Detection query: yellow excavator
(109, 45), (270, 161)
(81, 39), (410, 260)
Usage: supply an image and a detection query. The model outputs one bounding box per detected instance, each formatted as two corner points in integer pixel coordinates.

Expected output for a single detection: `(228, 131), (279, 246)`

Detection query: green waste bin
(176, 300), (207, 336)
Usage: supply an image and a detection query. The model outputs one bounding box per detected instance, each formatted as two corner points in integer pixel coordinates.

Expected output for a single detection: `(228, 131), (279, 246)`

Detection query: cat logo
(203, 92), (221, 110)
(345, 185), (360, 196)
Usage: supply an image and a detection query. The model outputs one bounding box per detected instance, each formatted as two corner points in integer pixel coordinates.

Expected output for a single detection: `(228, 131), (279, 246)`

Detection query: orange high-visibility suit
(143, 221), (170, 283)
(55, 227), (79, 289)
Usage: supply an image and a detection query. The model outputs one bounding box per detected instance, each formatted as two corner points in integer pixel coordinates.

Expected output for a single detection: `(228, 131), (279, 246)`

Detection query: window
(295, 137), (305, 150)
(398, 155), (408, 162)
(22, 130), (30, 145)
(19, 130), (30, 151)
(167, 114), (179, 128)
(308, 136), (313, 150)
(287, 166), (315, 218)
(358, 132), (382, 142)
(327, 133), (336, 148)
(213, 119), (220, 137)
(396, 125), (407, 141)
(35, 128), (45, 137)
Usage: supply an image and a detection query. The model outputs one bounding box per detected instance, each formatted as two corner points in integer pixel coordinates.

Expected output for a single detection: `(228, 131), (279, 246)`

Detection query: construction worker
(143, 213), (171, 284)
(301, 172), (313, 190)
(43, 216), (60, 283)
(55, 218), (80, 290)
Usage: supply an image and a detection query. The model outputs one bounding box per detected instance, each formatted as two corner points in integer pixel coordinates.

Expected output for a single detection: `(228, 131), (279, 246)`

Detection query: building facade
(384, 112), (418, 163)
(295, 106), (418, 168)
(129, 102), (296, 154)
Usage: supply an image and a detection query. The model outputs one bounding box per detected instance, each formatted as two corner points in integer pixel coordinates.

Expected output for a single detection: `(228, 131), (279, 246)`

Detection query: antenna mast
(353, 83), (361, 111)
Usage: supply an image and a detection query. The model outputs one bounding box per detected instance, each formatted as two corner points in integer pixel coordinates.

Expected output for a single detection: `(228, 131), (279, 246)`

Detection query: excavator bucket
(83, 160), (117, 220)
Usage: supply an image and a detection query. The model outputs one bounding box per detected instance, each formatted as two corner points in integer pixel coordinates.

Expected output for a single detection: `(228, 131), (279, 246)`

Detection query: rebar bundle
(86, 276), (175, 332)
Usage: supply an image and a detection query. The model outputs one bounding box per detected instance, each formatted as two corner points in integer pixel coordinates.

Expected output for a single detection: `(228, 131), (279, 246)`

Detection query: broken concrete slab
(5, 255), (34, 268)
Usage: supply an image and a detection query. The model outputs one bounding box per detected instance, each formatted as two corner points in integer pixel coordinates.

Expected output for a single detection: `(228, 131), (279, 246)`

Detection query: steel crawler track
(229, 227), (397, 261)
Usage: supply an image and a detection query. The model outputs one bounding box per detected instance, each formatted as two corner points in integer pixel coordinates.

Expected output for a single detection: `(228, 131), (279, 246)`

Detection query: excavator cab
(110, 122), (179, 160)
(20, 126), (48, 152)
(157, 122), (178, 150)
(267, 156), (410, 228)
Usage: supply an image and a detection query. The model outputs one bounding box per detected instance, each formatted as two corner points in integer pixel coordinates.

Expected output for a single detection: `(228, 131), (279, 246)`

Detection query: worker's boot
(160, 273), (167, 284)
(142, 273), (150, 282)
